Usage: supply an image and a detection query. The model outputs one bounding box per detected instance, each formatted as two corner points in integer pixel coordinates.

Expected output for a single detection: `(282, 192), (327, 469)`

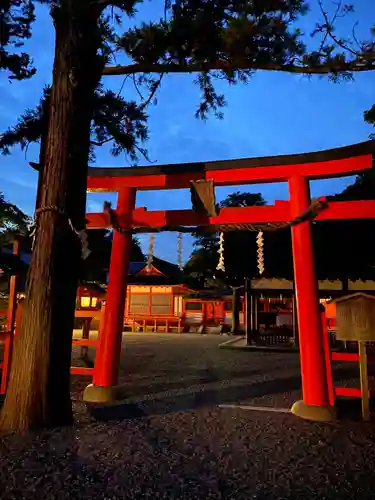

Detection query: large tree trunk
(34, 109), (48, 212)
(0, 1), (103, 432)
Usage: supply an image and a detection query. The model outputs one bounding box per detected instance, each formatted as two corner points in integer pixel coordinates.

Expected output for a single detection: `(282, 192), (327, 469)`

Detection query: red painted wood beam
(86, 201), (291, 229)
(74, 310), (102, 319)
(332, 351), (375, 364)
(86, 200), (375, 230)
(70, 367), (94, 376)
(334, 387), (363, 398)
(87, 154), (372, 192)
(316, 200), (375, 221)
(72, 339), (99, 347)
(332, 352), (360, 362)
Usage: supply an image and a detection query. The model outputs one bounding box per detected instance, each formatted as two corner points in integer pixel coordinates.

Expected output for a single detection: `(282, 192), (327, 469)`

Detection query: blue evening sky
(0, 0), (373, 263)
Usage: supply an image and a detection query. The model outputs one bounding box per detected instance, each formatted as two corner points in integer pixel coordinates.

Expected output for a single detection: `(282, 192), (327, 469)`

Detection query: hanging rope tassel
(177, 232), (183, 270)
(147, 233), (155, 270)
(216, 232), (225, 272)
(68, 221), (91, 261)
(256, 231), (265, 275)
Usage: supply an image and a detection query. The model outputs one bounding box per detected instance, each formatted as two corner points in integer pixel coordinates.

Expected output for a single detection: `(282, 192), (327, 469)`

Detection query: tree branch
(317, 0), (342, 55)
(318, 1), (359, 58)
(140, 73), (164, 109)
(90, 137), (114, 146)
(102, 59), (375, 77)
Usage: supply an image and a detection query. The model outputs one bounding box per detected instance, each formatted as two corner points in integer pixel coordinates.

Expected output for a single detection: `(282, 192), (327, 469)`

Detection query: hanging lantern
(216, 232), (225, 272)
(256, 231), (264, 275)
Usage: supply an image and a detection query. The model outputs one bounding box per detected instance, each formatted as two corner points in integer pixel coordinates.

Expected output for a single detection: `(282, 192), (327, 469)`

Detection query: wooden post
(321, 309), (335, 406)
(1, 238), (21, 394)
(250, 294), (254, 332)
(289, 175), (335, 421)
(80, 317), (91, 360)
(292, 294), (298, 346)
(358, 341), (370, 421)
(6, 238), (21, 334)
(84, 187), (136, 403)
(245, 279), (250, 345)
(231, 288), (240, 334)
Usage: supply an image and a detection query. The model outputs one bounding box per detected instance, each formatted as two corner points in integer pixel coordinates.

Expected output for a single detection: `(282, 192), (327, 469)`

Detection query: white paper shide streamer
(256, 231), (264, 275)
(216, 232), (225, 272)
(147, 233), (155, 269)
(177, 232), (183, 270)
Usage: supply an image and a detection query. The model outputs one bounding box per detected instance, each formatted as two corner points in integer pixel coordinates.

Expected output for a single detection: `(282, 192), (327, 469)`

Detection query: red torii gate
(83, 140), (375, 422)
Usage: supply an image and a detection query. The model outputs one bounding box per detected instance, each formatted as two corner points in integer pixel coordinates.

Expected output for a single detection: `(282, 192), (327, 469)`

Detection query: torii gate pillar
(83, 187), (136, 403)
(288, 176), (336, 421)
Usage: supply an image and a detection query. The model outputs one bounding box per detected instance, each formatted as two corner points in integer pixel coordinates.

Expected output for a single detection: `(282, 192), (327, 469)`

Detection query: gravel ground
(1, 333), (375, 499)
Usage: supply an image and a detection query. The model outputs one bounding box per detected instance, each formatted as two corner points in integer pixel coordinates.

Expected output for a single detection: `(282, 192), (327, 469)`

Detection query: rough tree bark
(0, 1), (104, 432)
(34, 98), (49, 212)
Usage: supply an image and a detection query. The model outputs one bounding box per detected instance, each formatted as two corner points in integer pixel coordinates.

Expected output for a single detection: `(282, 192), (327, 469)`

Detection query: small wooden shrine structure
(75, 257), (189, 331)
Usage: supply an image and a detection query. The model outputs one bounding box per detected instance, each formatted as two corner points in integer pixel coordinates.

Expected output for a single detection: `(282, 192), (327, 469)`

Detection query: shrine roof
(128, 257), (184, 284)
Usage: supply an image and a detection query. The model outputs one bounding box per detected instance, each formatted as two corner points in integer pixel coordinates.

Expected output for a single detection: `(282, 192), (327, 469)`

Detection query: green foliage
(2, 1), (373, 158)
(0, 0), (36, 79)
(0, 85), (50, 155)
(364, 104), (375, 138)
(91, 85), (149, 162)
(311, 4), (374, 130)
(318, 172), (375, 280)
(118, 0), (308, 118)
(221, 191), (266, 208)
(0, 83), (149, 163)
(0, 191), (30, 246)
(330, 170), (375, 202)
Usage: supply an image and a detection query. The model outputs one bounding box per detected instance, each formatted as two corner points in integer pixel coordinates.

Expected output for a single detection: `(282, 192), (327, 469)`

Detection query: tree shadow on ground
(89, 375), (299, 422)
(89, 364), (361, 422)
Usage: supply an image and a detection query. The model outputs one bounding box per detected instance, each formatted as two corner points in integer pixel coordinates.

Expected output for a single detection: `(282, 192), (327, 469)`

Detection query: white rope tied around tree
(30, 205), (91, 260)
(256, 231), (265, 275)
(147, 232), (155, 269)
(177, 232), (183, 270)
(216, 232), (225, 272)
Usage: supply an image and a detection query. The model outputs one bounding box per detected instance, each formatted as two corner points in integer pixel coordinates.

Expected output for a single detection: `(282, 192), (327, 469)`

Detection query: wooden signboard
(332, 293), (375, 421)
(335, 293), (375, 342)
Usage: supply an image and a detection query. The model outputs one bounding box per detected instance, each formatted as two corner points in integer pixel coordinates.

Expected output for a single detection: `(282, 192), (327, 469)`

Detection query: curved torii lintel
(85, 140), (375, 192)
(29, 140), (374, 192)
